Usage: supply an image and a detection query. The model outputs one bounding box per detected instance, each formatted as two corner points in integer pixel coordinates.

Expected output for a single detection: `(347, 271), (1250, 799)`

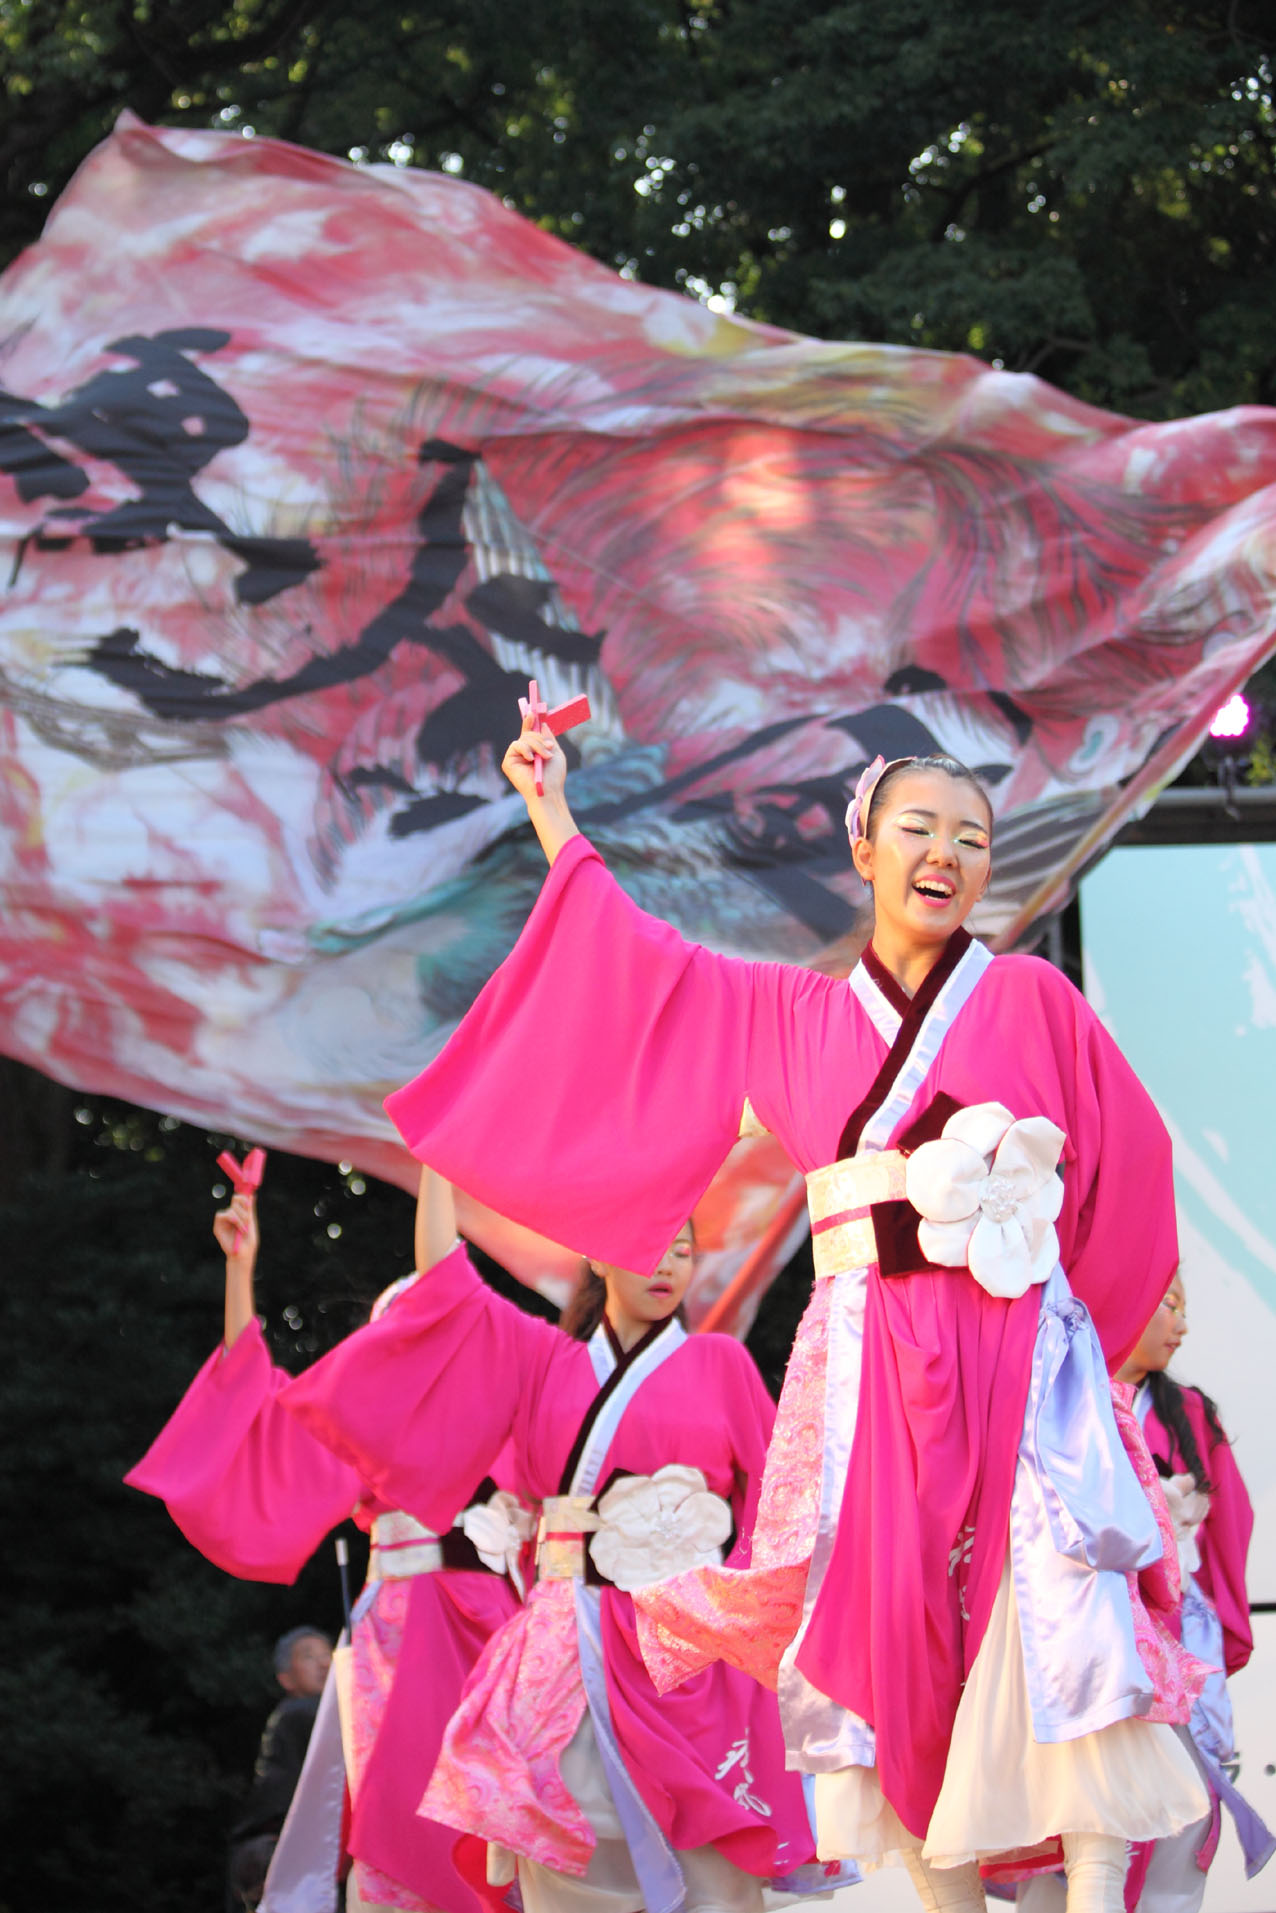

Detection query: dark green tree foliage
(1, 1), (1272, 417)
(0, 1105), (375, 1909)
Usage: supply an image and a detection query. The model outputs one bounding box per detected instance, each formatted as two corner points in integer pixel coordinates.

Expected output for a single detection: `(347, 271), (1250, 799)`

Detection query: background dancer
(284, 1166), (829, 1913)
(379, 713), (1211, 1913)
(127, 1169), (525, 1913)
(1121, 1275), (1274, 1911)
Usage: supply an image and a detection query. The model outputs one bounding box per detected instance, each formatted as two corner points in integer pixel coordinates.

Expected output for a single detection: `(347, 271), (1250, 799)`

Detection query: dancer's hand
(213, 1191), (259, 1266)
(215, 1191), (259, 1350)
(502, 711), (566, 802)
(501, 707), (579, 864)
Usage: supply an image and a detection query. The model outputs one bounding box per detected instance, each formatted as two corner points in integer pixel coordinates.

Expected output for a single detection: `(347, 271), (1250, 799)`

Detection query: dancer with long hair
(376, 711), (1210, 1913)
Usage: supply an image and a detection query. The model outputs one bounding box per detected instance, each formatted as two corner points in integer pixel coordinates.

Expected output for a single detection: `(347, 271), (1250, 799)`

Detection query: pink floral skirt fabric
(636, 1278), (830, 1691)
(347, 1568), (520, 1913)
(422, 1578), (593, 1875)
(1109, 1382), (1213, 1724)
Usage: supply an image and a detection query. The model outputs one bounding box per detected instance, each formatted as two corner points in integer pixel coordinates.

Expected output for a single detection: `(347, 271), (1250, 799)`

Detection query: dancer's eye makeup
(895, 811), (988, 850)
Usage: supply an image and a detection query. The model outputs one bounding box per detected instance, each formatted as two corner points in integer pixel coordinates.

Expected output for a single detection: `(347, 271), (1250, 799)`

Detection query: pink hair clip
(844, 755), (887, 844)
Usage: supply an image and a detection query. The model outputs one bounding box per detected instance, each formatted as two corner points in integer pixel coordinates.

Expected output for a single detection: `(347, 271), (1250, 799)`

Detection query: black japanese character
(1, 329), (318, 604)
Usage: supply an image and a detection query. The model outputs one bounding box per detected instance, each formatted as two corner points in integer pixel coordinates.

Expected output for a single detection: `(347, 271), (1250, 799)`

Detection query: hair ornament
(844, 755), (886, 844)
(844, 754), (932, 843)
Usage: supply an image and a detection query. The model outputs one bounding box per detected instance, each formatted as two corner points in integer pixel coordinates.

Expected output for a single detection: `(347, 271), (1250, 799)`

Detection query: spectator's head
(273, 1626), (332, 1697)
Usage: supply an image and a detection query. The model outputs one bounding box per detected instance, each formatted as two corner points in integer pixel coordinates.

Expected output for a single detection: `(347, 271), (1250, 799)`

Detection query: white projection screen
(1082, 840), (1276, 1910)
(1082, 841), (1276, 1597)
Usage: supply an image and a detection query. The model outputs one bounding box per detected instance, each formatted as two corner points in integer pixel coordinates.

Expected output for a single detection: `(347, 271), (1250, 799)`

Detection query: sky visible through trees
(2, 2), (1273, 415)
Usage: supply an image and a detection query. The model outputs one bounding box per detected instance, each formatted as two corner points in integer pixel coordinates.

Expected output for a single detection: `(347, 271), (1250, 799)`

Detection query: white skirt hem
(814, 1554), (1209, 1872)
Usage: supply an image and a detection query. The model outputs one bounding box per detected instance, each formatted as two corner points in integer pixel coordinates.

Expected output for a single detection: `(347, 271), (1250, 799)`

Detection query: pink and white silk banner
(2, 113), (1276, 1317)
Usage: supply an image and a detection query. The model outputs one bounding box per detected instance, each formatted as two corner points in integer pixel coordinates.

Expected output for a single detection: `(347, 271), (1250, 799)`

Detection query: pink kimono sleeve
(1190, 1397), (1255, 1675)
(1040, 973), (1179, 1370)
(124, 1320), (363, 1583)
(281, 1241), (560, 1533)
(386, 835), (818, 1275)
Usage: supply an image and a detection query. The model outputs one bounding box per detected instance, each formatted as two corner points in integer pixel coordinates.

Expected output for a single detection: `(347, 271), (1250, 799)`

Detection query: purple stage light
(1209, 692), (1251, 740)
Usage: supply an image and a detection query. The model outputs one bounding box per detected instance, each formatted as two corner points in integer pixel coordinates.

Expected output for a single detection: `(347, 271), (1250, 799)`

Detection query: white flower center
(979, 1172), (1019, 1225)
(652, 1506), (688, 1544)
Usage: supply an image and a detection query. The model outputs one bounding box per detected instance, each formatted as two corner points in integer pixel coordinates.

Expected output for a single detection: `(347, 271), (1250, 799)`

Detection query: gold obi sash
(806, 1150), (908, 1282)
(368, 1509), (443, 1580)
(536, 1493), (601, 1582)
(535, 1475), (732, 1590)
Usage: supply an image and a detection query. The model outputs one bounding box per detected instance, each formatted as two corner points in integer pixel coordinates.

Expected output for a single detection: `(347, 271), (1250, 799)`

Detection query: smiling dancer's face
(852, 768), (992, 951)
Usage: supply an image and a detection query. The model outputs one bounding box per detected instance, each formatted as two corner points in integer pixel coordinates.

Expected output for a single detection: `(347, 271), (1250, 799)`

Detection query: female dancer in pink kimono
(376, 713), (1212, 1913)
(1119, 1275), (1274, 1909)
(126, 1171), (528, 1913)
(282, 1165), (830, 1913)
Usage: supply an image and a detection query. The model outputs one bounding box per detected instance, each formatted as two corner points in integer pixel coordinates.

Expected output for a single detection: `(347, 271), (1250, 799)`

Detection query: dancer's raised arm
(126, 1164), (362, 1581)
(213, 1191), (260, 1349)
(389, 705), (863, 1273)
(413, 1163), (458, 1274)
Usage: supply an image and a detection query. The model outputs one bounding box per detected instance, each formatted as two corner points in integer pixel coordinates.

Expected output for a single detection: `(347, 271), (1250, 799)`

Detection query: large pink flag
(2, 113), (1275, 1314)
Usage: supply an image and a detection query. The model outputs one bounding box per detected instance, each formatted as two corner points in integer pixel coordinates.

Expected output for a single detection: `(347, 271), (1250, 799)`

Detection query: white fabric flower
(457, 1490), (537, 1596)
(905, 1100), (1066, 1298)
(1161, 1471), (1209, 1577)
(589, 1464), (732, 1592)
